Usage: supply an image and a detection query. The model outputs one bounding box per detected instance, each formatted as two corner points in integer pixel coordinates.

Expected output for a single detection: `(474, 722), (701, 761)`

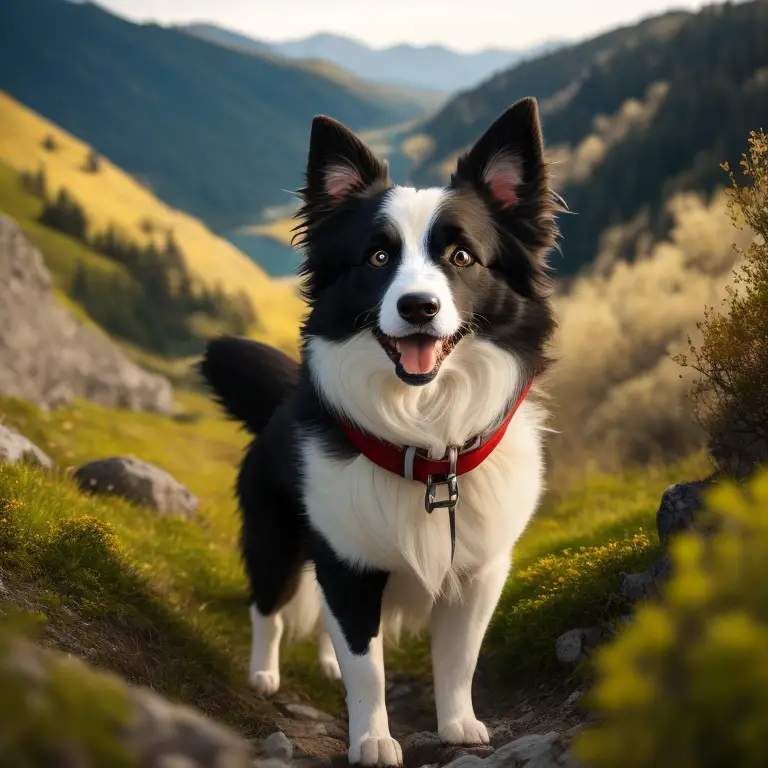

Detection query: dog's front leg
(430, 556), (510, 745)
(313, 537), (401, 767)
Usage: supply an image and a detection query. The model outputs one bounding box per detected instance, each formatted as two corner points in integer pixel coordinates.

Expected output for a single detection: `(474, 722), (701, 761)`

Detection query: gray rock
(621, 553), (672, 601)
(554, 630), (584, 665)
(554, 627), (605, 665)
(0, 214), (174, 413)
(656, 480), (714, 546)
(0, 424), (52, 468)
(74, 456), (198, 518)
(281, 703), (335, 722)
(263, 732), (293, 761)
(489, 732), (559, 767)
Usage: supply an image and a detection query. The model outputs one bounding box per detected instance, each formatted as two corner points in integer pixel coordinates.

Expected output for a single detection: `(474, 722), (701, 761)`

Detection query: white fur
(378, 187), (462, 339)
(299, 330), (546, 764)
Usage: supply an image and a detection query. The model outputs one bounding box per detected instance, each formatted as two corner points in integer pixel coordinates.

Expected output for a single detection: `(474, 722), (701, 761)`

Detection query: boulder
(0, 424), (52, 468)
(74, 456), (198, 518)
(0, 214), (174, 413)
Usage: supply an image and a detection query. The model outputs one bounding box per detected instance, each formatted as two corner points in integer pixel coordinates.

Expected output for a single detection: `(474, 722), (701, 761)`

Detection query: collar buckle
(425, 445), (460, 514)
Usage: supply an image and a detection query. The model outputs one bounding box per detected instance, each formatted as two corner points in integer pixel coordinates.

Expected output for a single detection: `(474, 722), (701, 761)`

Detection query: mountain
(404, 1), (768, 275)
(0, 0), (430, 232)
(0, 91), (304, 356)
(183, 24), (564, 93)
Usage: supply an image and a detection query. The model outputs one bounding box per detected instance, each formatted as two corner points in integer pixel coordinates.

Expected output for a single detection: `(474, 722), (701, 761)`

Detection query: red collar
(335, 379), (533, 486)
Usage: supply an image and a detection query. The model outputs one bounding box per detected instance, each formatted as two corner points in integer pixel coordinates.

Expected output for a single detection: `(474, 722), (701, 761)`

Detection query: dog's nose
(397, 293), (441, 323)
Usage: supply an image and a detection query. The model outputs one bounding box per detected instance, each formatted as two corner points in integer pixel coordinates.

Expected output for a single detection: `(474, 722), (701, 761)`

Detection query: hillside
(406, 1), (768, 273)
(182, 24), (565, 93)
(0, 0), (428, 232)
(0, 92), (304, 356)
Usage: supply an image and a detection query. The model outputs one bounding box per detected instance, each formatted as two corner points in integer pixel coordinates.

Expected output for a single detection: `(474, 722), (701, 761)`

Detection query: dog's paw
(249, 669), (280, 695)
(438, 718), (489, 746)
(319, 655), (342, 681)
(350, 736), (403, 767)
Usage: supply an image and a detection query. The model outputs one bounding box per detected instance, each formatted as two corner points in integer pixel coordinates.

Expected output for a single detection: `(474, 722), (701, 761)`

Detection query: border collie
(200, 96), (563, 767)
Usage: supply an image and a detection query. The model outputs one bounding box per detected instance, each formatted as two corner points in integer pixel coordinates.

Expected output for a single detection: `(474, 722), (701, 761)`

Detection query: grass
(0, 91), (304, 354)
(0, 388), (713, 730)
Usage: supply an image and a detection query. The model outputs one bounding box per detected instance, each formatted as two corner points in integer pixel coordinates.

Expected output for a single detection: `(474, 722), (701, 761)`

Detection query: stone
(0, 424), (52, 468)
(0, 214), (174, 413)
(489, 732), (560, 767)
(621, 553), (672, 601)
(74, 456), (198, 518)
(2, 634), (254, 767)
(263, 732), (293, 761)
(554, 630), (584, 665)
(656, 480), (714, 546)
(281, 703), (335, 722)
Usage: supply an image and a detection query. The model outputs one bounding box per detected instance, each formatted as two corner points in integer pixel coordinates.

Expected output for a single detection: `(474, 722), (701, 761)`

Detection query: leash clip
(425, 445), (459, 514)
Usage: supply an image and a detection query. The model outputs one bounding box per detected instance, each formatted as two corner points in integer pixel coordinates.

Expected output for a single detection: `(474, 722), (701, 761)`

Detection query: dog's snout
(397, 293), (441, 324)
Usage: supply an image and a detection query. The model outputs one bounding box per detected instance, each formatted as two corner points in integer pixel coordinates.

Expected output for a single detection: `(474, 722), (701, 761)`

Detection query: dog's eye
(368, 250), (390, 268)
(449, 248), (474, 267)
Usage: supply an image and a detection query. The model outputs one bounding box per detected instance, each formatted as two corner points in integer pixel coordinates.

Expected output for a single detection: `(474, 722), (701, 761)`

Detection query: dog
(200, 96), (563, 767)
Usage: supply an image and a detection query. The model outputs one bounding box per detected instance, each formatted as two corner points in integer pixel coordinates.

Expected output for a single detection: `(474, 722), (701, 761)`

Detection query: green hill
(0, 0), (429, 231)
(406, 1), (768, 274)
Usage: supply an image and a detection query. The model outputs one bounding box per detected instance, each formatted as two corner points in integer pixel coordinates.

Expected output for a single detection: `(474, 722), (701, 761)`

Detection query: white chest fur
(301, 332), (548, 601)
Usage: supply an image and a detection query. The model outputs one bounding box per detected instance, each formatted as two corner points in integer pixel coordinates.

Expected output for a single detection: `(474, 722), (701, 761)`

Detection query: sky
(92, 0), (717, 52)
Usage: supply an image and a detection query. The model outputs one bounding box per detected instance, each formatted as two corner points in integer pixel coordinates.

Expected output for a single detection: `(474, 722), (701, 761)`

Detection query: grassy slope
(0, 388), (712, 729)
(0, 93), (304, 355)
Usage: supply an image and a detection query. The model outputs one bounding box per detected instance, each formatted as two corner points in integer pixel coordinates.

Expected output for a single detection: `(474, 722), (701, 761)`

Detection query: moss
(0, 619), (135, 768)
(575, 469), (768, 768)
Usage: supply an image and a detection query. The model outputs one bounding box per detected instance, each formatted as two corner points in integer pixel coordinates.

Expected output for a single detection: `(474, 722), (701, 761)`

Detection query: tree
(83, 149), (101, 173)
(38, 188), (89, 241)
(675, 130), (768, 479)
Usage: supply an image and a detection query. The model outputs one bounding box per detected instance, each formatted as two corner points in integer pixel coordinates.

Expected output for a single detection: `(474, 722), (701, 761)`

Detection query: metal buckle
(425, 446), (459, 514)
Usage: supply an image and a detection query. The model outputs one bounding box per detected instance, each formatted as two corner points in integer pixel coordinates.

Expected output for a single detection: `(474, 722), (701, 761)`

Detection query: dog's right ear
(302, 116), (391, 207)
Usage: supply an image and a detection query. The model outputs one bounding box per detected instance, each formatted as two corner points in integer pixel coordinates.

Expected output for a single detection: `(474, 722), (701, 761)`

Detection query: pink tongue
(398, 337), (440, 375)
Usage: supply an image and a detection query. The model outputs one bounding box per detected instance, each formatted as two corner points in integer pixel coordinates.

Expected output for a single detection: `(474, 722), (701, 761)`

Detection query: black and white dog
(201, 97), (562, 767)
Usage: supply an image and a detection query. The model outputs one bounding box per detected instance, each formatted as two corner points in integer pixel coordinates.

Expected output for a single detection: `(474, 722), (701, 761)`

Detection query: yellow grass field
(0, 91), (305, 354)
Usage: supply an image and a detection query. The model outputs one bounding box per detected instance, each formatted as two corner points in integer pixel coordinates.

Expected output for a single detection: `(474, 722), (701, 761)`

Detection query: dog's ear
(451, 97), (562, 265)
(303, 116), (391, 207)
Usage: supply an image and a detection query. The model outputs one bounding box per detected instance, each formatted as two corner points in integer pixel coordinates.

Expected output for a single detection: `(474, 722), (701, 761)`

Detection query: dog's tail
(198, 336), (299, 434)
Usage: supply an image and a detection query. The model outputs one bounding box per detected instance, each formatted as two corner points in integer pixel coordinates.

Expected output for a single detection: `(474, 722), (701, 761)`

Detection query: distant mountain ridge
(0, 0), (433, 231)
(182, 24), (565, 93)
(404, 1), (768, 275)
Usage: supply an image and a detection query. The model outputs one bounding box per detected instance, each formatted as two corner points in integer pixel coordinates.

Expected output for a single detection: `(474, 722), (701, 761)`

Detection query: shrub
(83, 149), (101, 173)
(485, 531), (657, 679)
(575, 469), (768, 768)
(675, 131), (768, 478)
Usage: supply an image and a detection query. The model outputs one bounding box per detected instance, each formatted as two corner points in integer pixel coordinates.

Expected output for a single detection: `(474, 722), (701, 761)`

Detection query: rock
(656, 480), (714, 546)
(0, 214), (174, 413)
(402, 732), (493, 768)
(1, 633), (254, 767)
(489, 732), (560, 766)
(621, 553), (672, 601)
(74, 456), (198, 518)
(554, 627), (605, 665)
(0, 424), (52, 468)
(263, 732), (293, 761)
(280, 703), (335, 722)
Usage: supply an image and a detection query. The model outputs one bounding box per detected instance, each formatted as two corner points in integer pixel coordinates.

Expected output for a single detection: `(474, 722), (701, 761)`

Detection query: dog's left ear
(451, 98), (561, 265)
(452, 97), (546, 210)
(302, 115), (391, 207)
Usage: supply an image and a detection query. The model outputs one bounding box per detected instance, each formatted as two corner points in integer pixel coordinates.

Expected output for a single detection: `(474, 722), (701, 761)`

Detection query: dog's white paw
(438, 718), (489, 746)
(350, 736), (403, 767)
(319, 655), (342, 681)
(249, 669), (280, 695)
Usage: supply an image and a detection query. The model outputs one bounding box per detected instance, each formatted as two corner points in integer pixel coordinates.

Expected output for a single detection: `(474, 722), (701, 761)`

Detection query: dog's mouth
(373, 328), (465, 386)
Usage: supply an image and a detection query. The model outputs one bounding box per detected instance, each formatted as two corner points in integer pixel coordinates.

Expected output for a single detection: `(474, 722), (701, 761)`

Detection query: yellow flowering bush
(575, 469), (768, 768)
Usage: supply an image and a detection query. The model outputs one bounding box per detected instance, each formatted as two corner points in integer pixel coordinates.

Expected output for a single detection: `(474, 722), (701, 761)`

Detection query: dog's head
(294, 98), (562, 390)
